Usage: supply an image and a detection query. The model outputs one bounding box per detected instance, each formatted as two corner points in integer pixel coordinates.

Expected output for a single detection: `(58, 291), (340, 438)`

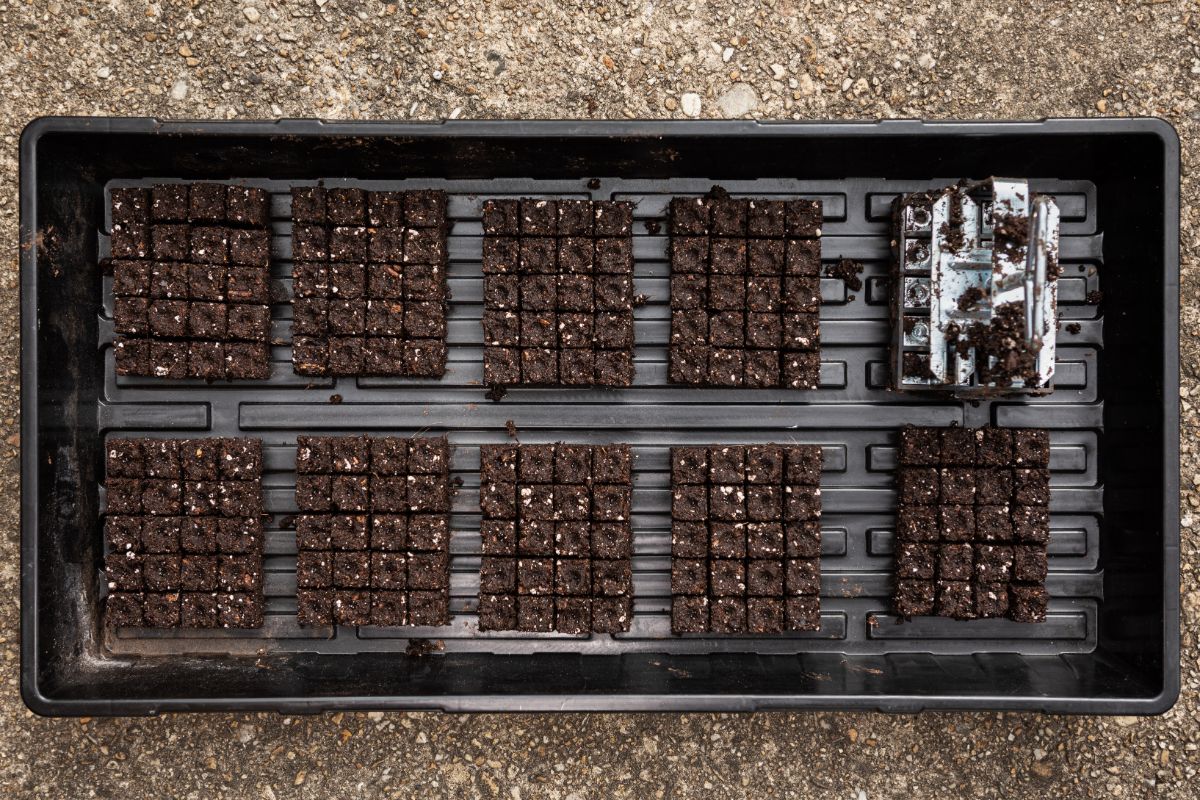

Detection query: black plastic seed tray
(19, 118), (1179, 715)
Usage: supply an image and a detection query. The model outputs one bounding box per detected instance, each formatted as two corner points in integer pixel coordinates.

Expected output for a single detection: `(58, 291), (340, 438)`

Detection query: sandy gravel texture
(1, 0), (1198, 797)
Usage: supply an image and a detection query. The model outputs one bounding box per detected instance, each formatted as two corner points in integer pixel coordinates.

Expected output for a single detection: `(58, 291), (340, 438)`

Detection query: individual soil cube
(710, 597), (747, 633)
(482, 198), (636, 388)
(670, 443), (823, 634)
(897, 426), (941, 466)
(893, 579), (934, 618)
(897, 467), (939, 505)
(111, 187), (150, 225)
(935, 580), (975, 620)
(142, 593), (181, 628)
(668, 193), (821, 388)
(102, 437), (266, 629)
(478, 444), (633, 633)
(297, 589), (334, 626)
(180, 593), (219, 628)
(482, 199), (520, 235)
(111, 221), (150, 259)
(1012, 429), (1051, 466)
(294, 435), (453, 627)
(1009, 584), (1048, 623)
(785, 199), (823, 237)
(891, 425), (1051, 623)
(290, 188), (450, 377)
(1013, 545), (1048, 583)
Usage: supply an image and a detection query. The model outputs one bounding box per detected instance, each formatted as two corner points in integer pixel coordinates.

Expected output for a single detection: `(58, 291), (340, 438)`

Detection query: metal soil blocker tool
(890, 178), (1061, 396)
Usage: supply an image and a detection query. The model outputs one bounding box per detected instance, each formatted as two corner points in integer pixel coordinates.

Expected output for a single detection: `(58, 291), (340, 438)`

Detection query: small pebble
(681, 92), (702, 118)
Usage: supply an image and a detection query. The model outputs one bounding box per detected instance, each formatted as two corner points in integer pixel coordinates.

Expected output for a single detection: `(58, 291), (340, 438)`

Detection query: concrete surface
(0, 0), (1198, 797)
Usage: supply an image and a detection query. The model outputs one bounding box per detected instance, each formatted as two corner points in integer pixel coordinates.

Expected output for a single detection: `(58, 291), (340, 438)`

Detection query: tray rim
(18, 116), (1181, 716)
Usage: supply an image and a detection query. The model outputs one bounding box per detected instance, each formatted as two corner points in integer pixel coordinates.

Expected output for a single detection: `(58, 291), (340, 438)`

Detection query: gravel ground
(1, 0), (1198, 797)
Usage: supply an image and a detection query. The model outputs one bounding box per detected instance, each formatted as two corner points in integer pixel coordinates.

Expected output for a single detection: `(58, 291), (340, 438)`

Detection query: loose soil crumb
(826, 258), (864, 292)
(644, 219), (662, 235)
(957, 286), (985, 312)
(1086, 290), (1104, 305)
(505, 419), (518, 438)
(1065, 322), (1082, 335)
(405, 638), (444, 657)
(485, 384), (508, 402)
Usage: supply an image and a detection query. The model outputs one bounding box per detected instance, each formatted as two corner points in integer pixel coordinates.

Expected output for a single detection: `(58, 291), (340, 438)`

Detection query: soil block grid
(294, 435), (452, 627)
(102, 437), (266, 629)
(480, 198), (636, 388)
(290, 187), (450, 378)
(667, 196), (822, 388)
(477, 443), (634, 633)
(891, 426), (1052, 623)
(109, 183), (273, 380)
(669, 444), (824, 634)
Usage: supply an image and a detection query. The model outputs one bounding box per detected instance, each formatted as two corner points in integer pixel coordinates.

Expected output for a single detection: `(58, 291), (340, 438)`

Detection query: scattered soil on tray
(1086, 290), (1103, 304)
(505, 419), (518, 439)
(826, 258), (864, 292)
(485, 384), (508, 402)
(1065, 322), (1082, 335)
(644, 219), (661, 235)
(405, 639), (444, 657)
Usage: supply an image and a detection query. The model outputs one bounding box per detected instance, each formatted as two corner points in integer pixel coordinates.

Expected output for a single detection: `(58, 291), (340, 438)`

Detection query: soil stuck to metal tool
(957, 287), (985, 312)
(956, 302), (1042, 388)
(939, 185), (967, 252)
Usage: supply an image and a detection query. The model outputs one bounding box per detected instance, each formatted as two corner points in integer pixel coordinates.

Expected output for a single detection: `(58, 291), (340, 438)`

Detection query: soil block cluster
(480, 199), (636, 387)
(667, 196), (823, 388)
(102, 437), (266, 628)
(891, 425), (1051, 623)
(670, 444), (824, 634)
(290, 187), (450, 377)
(477, 443), (634, 633)
(294, 435), (452, 626)
(110, 183), (273, 380)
